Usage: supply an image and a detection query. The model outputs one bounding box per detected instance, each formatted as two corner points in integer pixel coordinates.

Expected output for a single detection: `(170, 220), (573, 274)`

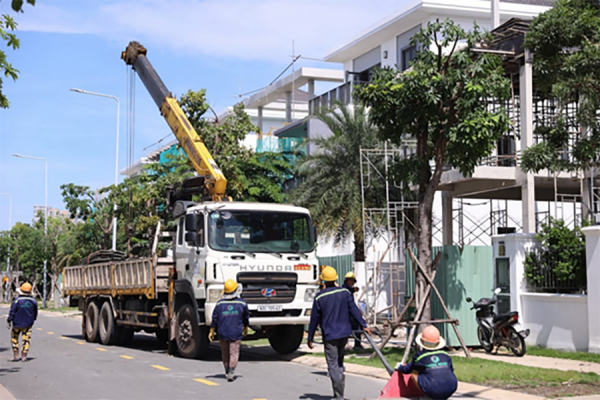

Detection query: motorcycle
(466, 288), (530, 357)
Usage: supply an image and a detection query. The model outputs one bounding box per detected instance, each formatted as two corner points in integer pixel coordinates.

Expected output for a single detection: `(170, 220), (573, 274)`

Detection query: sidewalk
(452, 348), (600, 375)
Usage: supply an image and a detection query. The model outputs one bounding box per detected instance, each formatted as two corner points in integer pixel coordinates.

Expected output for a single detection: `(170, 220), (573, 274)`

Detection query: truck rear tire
(99, 301), (121, 345)
(85, 301), (100, 342)
(175, 304), (200, 359)
(268, 325), (304, 354)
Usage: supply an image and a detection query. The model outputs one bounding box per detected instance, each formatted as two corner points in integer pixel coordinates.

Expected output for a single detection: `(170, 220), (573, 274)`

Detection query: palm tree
(291, 101), (384, 261)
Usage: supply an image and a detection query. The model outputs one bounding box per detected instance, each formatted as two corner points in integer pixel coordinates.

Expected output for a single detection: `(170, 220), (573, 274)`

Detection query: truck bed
(63, 257), (172, 299)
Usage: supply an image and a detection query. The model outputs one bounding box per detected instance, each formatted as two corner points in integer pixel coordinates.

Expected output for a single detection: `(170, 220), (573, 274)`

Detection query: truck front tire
(85, 301), (100, 342)
(175, 304), (200, 359)
(268, 325), (304, 354)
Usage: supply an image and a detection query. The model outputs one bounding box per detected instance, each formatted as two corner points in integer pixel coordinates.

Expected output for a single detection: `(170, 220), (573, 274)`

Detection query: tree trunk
(416, 186), (435, 325)
(354, 237), (365, 262)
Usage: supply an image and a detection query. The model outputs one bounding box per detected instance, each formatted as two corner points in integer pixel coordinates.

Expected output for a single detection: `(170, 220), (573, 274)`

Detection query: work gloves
(242, 326), (248, 337)
(209, 327), (216, 341)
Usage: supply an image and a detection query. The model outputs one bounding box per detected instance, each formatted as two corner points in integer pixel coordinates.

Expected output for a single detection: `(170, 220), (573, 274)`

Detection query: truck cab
(173, 201), (319, 354)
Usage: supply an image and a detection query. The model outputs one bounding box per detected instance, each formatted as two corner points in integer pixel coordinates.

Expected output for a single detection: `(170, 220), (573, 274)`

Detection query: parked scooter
(466, 288), (530, 356)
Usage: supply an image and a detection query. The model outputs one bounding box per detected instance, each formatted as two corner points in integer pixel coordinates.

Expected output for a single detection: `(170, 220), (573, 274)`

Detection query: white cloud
(17, 0), (403, 62)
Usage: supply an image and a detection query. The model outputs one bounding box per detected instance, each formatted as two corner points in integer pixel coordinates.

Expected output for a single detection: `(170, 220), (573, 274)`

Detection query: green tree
(6, 222), (44, 291)
(178, 89), (292, 201)
(0, 0), (35, 108)
(355, 20), (511, 320)
(60, 183), (115, 250)
(521, 0), (600, 174)
(291, 101), (384, 262)
(524, 218), (587, 293)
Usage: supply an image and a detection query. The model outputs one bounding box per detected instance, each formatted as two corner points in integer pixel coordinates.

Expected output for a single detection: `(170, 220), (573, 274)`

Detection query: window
(177, 217), (184, 246)
(401, 45), (417, 71)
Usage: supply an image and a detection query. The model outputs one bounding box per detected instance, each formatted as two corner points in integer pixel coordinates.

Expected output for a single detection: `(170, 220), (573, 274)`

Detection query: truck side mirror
(185, 213), (199, 232)
(185, 231), (199, 247)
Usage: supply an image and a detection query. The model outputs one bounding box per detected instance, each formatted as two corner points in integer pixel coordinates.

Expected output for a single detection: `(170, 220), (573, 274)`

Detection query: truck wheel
(268, 325), (304, 354)
(175, 304), (200, 359)
(99, 302), (121, 345)
(85, 301), (100, 342)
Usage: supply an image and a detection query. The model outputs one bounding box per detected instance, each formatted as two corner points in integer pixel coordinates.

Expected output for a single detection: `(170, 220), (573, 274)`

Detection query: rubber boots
(227, 367), (235, 382)
(332, 375), (345, 399)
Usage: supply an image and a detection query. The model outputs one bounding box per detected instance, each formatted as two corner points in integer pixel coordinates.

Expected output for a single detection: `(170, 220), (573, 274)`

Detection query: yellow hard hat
(223, 279), (238, 294)
(320, 266), (338, 282)
(344, 272), (356, 281)
(20, 282), (32, 294)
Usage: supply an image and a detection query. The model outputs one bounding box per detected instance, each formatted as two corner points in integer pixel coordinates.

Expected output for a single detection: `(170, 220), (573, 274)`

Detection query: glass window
(208, 210), (315, 253)
(402, 45), (417, 71)
(495, 258), (510, 292)
(177, 217), (184, 246)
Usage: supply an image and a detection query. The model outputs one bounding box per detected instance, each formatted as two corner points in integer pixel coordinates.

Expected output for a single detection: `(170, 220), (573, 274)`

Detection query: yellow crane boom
(121, 41), (227, 201)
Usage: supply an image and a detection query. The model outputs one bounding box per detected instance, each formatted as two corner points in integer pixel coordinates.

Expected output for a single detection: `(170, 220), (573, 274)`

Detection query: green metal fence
(317, 254), (354, 287)
(405, 246), (493, 347)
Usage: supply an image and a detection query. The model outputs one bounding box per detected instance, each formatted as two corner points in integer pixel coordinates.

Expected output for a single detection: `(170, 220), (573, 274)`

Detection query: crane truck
(63, 42), (320, 359)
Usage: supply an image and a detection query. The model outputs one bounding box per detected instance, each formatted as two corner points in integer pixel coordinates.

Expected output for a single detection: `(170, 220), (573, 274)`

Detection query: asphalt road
(0, 305), (386, 400)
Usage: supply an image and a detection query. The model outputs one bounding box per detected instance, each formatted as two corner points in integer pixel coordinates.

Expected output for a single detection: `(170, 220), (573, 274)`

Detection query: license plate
(258, 304), (283, 312)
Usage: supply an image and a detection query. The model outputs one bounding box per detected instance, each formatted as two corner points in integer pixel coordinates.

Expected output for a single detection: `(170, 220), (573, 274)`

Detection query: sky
(0, 0), (405, 231)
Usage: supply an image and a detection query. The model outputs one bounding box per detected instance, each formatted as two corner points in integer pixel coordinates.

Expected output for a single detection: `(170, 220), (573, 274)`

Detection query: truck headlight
(208, 288), (222, 303)
(304, 288), (318, 302)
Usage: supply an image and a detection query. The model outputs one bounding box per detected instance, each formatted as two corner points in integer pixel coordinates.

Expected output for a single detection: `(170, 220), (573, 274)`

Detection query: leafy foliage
(178, 89), (292, 201)
(521, 0), (600, 173)
(291, 101), (384, 261)
(0, 0), (35, 108)
(524, 218), (587, 293)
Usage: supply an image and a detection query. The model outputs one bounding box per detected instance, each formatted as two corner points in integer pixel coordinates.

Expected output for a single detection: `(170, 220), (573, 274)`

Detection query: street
(0, 306), (386, 400)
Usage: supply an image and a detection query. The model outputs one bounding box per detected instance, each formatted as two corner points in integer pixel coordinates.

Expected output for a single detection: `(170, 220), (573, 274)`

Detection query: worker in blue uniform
(210, 279), (249, 382)
(308, 266), (372, 400)
(396, 325), (458, 400)
(342, 272), (363, 349)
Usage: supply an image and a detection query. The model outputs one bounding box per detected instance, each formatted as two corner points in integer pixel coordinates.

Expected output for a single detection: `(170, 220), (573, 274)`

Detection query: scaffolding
(359, 142), (418, 325)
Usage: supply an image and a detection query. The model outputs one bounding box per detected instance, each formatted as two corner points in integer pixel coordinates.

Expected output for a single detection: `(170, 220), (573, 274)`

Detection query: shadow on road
(299, 393), (332, 399)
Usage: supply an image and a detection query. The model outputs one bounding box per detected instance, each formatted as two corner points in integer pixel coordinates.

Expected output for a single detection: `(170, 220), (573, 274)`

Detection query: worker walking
(342, 272), (363, 349)
(210, 279), (249, 382)
(7, 282), (38, 362)
(308, 266), (372, 400)
(396, 325), (458, 400)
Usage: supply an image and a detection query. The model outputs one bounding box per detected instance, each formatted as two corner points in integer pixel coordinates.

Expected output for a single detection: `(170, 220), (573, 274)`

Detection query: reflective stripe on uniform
(315, 288), (347, 302)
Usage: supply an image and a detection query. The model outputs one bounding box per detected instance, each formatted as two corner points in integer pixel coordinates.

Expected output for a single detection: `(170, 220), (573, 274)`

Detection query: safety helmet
(19, 282), (32, 295)
(320, 266), (338, 282)
(416, 325), (446, 350)
(344, 272), (356, 281)
(223, 279), (238, 294)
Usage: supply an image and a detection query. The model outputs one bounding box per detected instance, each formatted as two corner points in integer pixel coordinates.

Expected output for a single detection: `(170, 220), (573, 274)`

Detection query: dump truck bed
(63, 257), (171, 299)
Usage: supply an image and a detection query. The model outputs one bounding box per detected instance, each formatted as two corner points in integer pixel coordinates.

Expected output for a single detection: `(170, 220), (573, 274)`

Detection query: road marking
(253, 398), (267, 400)
(96, 347), (107, 352)
(36, 328), (43, 331)
(151, 364), (170, 371)
(60, 336), (69, 340)
(76, 341), (85, 345)
(194, 378), (219, 386)
(47, 331), (55, 335)
(120, 355), (134, 360)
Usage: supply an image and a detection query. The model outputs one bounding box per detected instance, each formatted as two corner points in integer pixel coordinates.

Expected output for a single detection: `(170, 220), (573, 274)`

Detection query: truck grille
(237, 272), (297, 304)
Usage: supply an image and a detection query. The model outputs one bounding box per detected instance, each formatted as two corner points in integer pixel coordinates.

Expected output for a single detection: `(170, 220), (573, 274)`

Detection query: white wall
(521, 293), (589, 352)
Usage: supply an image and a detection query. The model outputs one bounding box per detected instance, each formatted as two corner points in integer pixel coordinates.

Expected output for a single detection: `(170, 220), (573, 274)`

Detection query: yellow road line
(253, 398), (267, 400)
(151, 364), (170, 371)
(36, 328), (43, 331)
(120, 355), (134, 360)
(95, 347), (107, 352)
(76, 341), (85, 345)
(47, 331), (55, 335)
(194, 378), (219, 386)
(60, 336), (69, 340)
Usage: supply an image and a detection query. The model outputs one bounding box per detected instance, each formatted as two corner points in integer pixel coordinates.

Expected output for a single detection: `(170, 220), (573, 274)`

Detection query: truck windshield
(208, 210), (315, 253)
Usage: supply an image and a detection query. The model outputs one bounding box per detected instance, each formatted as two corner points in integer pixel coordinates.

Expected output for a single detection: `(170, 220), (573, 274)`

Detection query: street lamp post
(12, 154), (48, 308)
(70, 88), (120, 251)
(0, 192), (12, 302)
